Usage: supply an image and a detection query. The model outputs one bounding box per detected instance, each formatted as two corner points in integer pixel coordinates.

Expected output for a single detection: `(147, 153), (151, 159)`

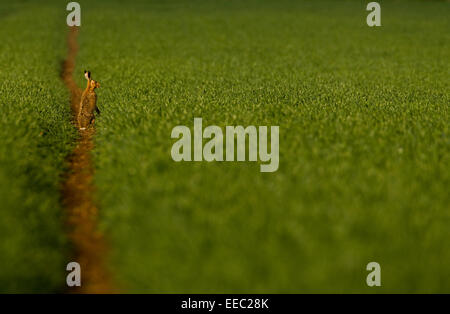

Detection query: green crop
(0, 2), (75, 293)
(75, 0), (449, 293)
(0, 0), (448, 293)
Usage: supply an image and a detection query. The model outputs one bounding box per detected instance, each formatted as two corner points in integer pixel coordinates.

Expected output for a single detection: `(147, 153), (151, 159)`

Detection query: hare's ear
(84, 70), (91, 80)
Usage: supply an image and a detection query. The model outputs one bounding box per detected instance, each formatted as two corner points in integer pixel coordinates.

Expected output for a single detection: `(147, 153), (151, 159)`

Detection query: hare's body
(78, 90), (99, 128)
(78, 71), (100, 130)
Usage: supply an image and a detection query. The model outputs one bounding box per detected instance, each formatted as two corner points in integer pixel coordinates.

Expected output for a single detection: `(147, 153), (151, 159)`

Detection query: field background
(0, 2), (75, 292)
(1, 0), (449, 293)
(78, 0), (449, 292)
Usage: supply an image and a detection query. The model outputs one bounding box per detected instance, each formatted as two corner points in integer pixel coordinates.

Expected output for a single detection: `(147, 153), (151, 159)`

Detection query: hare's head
(84, 70), (100, 90)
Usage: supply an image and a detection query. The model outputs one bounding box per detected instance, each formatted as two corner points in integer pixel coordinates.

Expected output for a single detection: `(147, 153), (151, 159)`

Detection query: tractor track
(60, 26), (115, 294)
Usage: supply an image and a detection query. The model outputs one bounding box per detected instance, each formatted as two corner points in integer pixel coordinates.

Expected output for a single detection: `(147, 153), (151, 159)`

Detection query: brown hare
(78, 70), (100, 130)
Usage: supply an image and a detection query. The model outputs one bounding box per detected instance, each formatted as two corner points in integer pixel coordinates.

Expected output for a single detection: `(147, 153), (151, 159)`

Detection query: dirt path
(61, 26), (115, 293)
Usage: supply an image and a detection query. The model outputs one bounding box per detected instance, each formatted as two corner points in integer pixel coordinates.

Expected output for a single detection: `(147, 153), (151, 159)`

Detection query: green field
(0, 2), (75, 292)
(1, 0), (449, 293)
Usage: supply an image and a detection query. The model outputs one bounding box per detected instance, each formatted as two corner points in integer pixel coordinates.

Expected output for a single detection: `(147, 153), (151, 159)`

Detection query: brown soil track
(61, 26), (115, 293)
